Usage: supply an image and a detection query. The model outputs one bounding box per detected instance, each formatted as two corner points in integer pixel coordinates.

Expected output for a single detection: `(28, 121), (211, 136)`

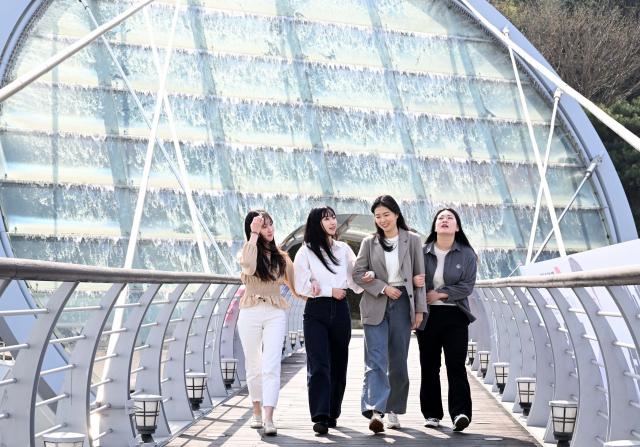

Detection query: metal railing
(0, 258), (304, 446)
(472, 264), (640, 446)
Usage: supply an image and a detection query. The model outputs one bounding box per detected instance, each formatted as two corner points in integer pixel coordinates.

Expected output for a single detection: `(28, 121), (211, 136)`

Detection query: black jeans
(303, 295), (351, 422)
(416, 305), (472, 422)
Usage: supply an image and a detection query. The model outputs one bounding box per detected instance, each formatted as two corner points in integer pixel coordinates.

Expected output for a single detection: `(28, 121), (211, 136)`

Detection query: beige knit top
(237, 242), (304, 309)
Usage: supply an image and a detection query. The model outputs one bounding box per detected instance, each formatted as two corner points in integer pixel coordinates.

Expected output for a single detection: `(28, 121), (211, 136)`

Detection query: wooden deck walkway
(168, 331), (541, 446)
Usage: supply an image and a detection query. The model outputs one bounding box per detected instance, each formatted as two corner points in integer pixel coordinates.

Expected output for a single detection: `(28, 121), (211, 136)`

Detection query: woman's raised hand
(384, 285), (403, 300)
(413, 274), (425, 288)
(250, 215), (264, 233)
(332, 288), (347, 300)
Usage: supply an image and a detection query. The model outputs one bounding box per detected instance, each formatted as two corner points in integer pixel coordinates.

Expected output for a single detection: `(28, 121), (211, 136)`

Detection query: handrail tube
(112, 303), (142, 309)
(35, 423), (66, 439)
(94, 353), (117, 363)
(49, 335), (85, 345)
(62, 306), (102, 312)
(90, 379), (113, 389)
(35, 393), (69, 408)
(92, 429), (113, 441)
(0, 257), (241, 284)
(101, 327), (127, 336)
(0, 0), (155, 104)
(476, 264), (640, 288)
(0, 379), (16, 386)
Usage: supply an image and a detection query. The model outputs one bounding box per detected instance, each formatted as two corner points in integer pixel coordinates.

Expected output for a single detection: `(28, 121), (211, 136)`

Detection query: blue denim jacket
(417, 240), (477, 330)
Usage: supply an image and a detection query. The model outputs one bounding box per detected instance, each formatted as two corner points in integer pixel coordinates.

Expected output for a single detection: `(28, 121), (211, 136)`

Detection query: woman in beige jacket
(236, 209), (303, 436)
(353, 195), (427, 434)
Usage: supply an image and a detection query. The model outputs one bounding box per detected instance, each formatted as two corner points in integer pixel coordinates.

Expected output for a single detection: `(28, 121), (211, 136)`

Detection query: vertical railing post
(511, 287), (555, 429)
(492, 287), (523, 404)
(98, 284), (162, 445)
(547, 288), (608, 447)
(528, 288), (579, 442)
(187, 284), (227, 410)
(0, 282), (78, 446)
(163, 284), (211, 423)
(55, 283), (126, 442)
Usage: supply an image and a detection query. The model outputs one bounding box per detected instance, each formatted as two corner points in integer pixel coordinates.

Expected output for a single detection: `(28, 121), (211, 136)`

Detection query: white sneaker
(453, 414), (470, 432)
(369, 413), (385, 433)
(264, 421), (277, 436)
(424, 417), (440, 427)
(250, 414), (263, 429)
(386, 412), (401, 429)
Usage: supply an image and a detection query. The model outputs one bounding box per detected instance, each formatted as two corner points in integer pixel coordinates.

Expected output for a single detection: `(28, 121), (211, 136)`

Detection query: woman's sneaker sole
(424, 419), (439, 428)
(369, 417), (385, 433)
(313, 422), (329, 435)
(453, 415), (470, 432)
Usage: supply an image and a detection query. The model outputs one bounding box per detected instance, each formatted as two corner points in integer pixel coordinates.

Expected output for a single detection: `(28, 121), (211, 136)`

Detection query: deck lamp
(549, 400), (578, 446)
(289, 331), (297, 349)
(494, 362), (509, 394)
(185, 372), (208, 411)
(298, 329), (304, 347)
(467, 341), (477, 365)
(515, 378), (536, 416)
(221, 358), (238, 388)
(479, 351), (490, 377)
(132, 394), (163, 444)
(282, 335), (287, 354)
(43, 432), (85, 447)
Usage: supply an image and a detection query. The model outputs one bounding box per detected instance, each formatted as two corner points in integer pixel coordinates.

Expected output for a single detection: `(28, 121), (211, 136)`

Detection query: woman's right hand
(362, 271), (375, 282)
(332, 288), (347, 300)
(384, 285), (403, 300)
(413, 274), (425, 288)
(250, 215), (264, 233)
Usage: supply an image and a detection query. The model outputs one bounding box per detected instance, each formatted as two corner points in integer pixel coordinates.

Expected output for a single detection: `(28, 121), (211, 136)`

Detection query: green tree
(586, 99), (640, 234)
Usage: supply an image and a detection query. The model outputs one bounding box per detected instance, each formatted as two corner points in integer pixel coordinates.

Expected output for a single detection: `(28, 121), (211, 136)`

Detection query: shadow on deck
(167, 331), (541, 446)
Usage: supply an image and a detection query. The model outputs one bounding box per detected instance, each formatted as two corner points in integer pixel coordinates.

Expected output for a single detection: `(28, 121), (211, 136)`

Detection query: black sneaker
(313, 420), (329, 435)
(453, 414), (470, 432)
(327, 418), (337, 428)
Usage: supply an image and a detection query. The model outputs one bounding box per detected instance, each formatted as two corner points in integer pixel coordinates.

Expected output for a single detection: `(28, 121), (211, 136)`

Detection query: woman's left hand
(412, 312), (423, 330)
(426, 289), (447, 304)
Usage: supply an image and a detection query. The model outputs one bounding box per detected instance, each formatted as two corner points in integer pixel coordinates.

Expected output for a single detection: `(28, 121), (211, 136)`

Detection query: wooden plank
(168, 331), (542, 446)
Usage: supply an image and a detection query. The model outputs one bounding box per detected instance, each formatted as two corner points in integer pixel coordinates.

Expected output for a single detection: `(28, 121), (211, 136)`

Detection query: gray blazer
(417, 240), (477, 330)
(353, 228), (428, 326)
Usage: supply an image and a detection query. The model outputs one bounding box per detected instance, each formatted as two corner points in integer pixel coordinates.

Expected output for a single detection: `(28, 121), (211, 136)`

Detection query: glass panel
(290, 0), (373, 26)
(386, 33), (472, 76)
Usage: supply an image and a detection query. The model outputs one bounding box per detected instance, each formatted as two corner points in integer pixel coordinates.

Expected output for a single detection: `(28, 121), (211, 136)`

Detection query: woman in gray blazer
(353, 195), (427, 434)
(414, 208), (477, 432)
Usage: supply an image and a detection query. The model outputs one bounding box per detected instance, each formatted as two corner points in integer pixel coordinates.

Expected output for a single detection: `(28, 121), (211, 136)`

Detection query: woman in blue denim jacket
(413, 208), (477, 432)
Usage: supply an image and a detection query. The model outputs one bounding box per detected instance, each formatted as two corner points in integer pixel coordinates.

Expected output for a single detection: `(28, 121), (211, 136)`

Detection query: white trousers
(237, 301), (286, 408)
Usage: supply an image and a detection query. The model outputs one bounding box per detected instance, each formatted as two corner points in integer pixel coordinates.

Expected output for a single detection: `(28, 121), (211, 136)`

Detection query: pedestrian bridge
(0, 257), (639, 446)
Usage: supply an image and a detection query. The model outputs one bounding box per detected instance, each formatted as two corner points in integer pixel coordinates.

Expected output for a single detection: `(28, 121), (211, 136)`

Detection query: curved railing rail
(472, 265), (640, 446)
(0, 258), (304, 446)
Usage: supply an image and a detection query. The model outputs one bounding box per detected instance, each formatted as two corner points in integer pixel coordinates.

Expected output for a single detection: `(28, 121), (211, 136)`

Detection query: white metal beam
(0, 0), (155, 104)
(504, 28), (567, 258)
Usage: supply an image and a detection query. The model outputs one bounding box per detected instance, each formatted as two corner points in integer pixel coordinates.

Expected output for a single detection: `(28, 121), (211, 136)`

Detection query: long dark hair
(371, 195), (410, 253)
(425, 208), (478, 261)
(303, 206), (340, 274)
(243, 210), (288, 282)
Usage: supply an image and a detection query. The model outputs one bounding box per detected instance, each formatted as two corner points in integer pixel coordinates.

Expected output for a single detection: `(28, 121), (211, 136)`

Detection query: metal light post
(43, 433), (85, 447)
(479, 351), (490, 378)
(289, 331), (298, 350)
(494, 362), (509, 394)
(298, 329), (305, 347)
(549, 400), (578, 446)
(515, 378), (536, 416)
(185, 372), (208, 411)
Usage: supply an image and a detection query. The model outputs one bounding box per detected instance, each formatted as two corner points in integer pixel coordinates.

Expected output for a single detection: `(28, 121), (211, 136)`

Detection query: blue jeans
(361, 287), (412, 418)
(304, 296), (351, 422)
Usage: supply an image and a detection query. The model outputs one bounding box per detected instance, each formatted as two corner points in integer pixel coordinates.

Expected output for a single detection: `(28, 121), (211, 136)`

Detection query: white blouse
(293, 241), (364, 297)
(384, 235), (404, 287)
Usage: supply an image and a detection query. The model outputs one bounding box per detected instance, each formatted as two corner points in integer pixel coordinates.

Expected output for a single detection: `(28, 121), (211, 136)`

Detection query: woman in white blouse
(294, 205), (363, 435)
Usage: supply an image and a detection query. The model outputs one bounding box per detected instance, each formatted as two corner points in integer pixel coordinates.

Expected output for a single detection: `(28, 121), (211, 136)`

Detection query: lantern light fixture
(515, 377), (536, 416)
(282, 335), (287, 354)
(185, 372), (208, 411)
(478, 351), (490, 377)
(131, 394), (162, 445)
(289, 331), (297, 349)
(467, 341), (477, 365)
(43, 432), (85, 447)
(493, 362), (509, 394)
(549, 400), (578, 447)
(298, 329), (305, 347)
(221, 358), (238, 389)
